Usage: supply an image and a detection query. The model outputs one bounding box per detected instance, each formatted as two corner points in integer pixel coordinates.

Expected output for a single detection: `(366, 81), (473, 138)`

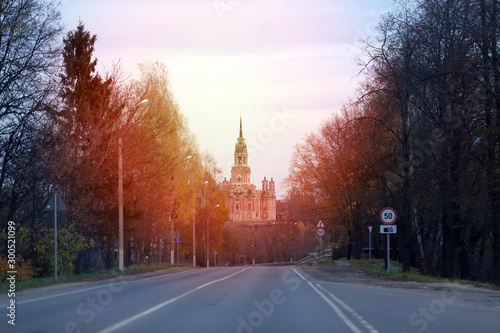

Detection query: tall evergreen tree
(57, 22), (122, 269)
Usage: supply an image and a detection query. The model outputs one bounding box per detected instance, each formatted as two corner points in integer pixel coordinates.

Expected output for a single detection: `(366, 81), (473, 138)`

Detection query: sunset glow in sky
(60, 0), (393, 198)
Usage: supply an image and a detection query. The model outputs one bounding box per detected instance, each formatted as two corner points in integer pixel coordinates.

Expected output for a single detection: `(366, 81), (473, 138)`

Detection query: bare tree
(0, 0), (62, 221)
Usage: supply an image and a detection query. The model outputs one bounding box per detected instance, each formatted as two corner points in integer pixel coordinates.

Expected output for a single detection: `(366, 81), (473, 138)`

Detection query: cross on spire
(239, 112), (243, 138)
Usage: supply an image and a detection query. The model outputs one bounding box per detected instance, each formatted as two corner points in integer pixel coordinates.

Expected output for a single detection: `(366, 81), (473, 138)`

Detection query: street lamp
(203, 180), (209, 205)
(192, 191), (196, 267)
(194, 180), (208, 267)
(119, 99), (149, 271)
(252, 223), (255, 265)
(134, 99), (149, 110)
(207, 203), (219, 268)
(170, 155), (192, 265)
(202, 181), (208, 267)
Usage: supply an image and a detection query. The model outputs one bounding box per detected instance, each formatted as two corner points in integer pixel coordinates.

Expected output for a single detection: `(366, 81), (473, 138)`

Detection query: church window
(237, 175), (241, 183)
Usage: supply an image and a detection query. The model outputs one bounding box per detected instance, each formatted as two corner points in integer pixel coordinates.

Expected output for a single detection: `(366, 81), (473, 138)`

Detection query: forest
(0, 1), (229, 279)
(286, 0), (500, 282)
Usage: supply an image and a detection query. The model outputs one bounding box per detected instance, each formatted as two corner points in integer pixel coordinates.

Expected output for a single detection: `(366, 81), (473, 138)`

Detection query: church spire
(239, 112), (243, 138)
(234, 113), (248, 166)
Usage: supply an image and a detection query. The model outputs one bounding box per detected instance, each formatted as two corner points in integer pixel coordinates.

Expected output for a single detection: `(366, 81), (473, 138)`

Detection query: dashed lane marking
(97, 266), (253, 333)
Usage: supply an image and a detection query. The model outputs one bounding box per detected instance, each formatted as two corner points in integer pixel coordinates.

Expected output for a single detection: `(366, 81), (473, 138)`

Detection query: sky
(60, 0), (394, 199)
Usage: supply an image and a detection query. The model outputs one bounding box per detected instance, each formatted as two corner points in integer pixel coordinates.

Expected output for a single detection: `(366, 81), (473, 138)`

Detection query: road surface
(1, 266), (499, 332)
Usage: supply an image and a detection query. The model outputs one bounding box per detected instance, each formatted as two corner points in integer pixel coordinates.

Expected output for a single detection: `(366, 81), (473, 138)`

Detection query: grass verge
(310, 258), (333, 266)
(1, 263), (193, 293)
(350, 259), (499, 290)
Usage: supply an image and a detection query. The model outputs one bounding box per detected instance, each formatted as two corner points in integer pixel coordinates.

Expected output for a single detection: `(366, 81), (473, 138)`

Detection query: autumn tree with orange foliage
(286, 102), (390, 260)
(287, 0), (500, 283)
(13, 23), (229, 274)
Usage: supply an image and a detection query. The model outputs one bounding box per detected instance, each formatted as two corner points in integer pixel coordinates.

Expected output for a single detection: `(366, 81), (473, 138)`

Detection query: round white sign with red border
(317, 228), (325, 236)
(380, 207), (397, 224)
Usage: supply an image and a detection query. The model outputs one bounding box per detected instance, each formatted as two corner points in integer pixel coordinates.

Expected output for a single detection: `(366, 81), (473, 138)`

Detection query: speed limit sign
(380, 207), (397, 224)
(317, 228), (325, 237)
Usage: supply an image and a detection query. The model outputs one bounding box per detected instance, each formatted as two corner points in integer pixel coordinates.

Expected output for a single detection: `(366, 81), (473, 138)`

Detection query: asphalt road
(1, 266), (499, 333)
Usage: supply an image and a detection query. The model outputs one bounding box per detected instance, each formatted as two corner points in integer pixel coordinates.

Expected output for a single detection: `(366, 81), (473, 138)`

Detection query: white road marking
(9, 269), (191, 306)
(97, 266), (253, 333)
(317, 284), (379, 333)
(291, 268), (363, 333)
(291, 267), (379, 333)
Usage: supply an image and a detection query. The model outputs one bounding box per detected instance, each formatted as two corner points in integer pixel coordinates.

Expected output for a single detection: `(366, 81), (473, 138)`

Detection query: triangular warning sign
(316, 220), (325, 228)
(45, 192), (66, 211)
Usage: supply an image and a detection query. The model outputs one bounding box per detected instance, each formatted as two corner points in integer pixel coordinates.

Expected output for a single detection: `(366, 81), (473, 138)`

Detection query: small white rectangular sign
(380, 225), (397, 234)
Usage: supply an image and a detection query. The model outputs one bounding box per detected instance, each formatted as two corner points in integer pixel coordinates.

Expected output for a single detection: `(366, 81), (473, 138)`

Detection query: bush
(16, 221), (93, 277)
(0, 256), (35, 283)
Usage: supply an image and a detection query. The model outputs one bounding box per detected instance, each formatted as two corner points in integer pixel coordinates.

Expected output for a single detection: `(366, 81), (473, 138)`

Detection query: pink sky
(60, 0), (393, 198)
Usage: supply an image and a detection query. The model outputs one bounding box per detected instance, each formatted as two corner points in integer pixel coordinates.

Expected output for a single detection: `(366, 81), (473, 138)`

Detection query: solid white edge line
(9, 269), (192, 306)
(97, 266), (253, 333)
(290, 267), (363, 333)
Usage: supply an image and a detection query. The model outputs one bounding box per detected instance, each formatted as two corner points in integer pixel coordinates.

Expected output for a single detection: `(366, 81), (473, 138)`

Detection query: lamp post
(170, 155), (192, 265)
(203, 181), (208, 266)
(195, 181), (208, 267)
(118, 138), (124, 271)
(207, 203), (219, 268)
(119, 99), (148, 271)
(192, 192), (196, 266)
(252, 223), (255, 265)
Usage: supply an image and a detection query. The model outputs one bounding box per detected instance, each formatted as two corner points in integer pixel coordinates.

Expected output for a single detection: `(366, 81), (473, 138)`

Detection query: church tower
(223, 114), (276, 222)
(231, 115), (251, 185)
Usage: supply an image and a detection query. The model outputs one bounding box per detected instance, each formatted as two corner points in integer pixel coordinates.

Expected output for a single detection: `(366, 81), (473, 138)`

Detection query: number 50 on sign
(380, 207), (397, 224)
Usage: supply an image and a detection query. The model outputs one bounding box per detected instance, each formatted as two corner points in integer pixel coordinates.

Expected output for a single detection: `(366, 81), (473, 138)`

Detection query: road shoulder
(14, 266), (200, 296)
(299, 261), (500, 309)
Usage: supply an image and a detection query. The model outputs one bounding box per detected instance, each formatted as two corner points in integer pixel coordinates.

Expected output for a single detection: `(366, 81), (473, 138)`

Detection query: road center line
(97, 266), (253, 333)
(291, 267), (363, 333)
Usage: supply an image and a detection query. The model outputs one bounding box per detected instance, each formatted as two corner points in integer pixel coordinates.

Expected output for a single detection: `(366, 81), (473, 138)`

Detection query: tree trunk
(399, 98), (412, 273)
(414, 208), (427, 274)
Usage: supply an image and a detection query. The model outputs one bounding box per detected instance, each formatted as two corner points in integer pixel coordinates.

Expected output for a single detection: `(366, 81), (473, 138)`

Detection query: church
(222, 116), (277, 222)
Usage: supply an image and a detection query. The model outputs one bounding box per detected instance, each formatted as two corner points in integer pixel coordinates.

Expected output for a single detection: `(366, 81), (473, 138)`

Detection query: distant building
(222, 116), (277, 222)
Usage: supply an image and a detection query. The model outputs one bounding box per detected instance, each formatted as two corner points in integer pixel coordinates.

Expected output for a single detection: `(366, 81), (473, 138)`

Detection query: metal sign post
(45, 192), (66, 280)
(387, 234), (390, 275)
(54, 195), (57, 280)
(320, 235), (323, 254)
(368, 226), (373, 263)
(316, 220), (325, 254)
(379, 208), (397, 275)
(174, 231), (181, 265)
